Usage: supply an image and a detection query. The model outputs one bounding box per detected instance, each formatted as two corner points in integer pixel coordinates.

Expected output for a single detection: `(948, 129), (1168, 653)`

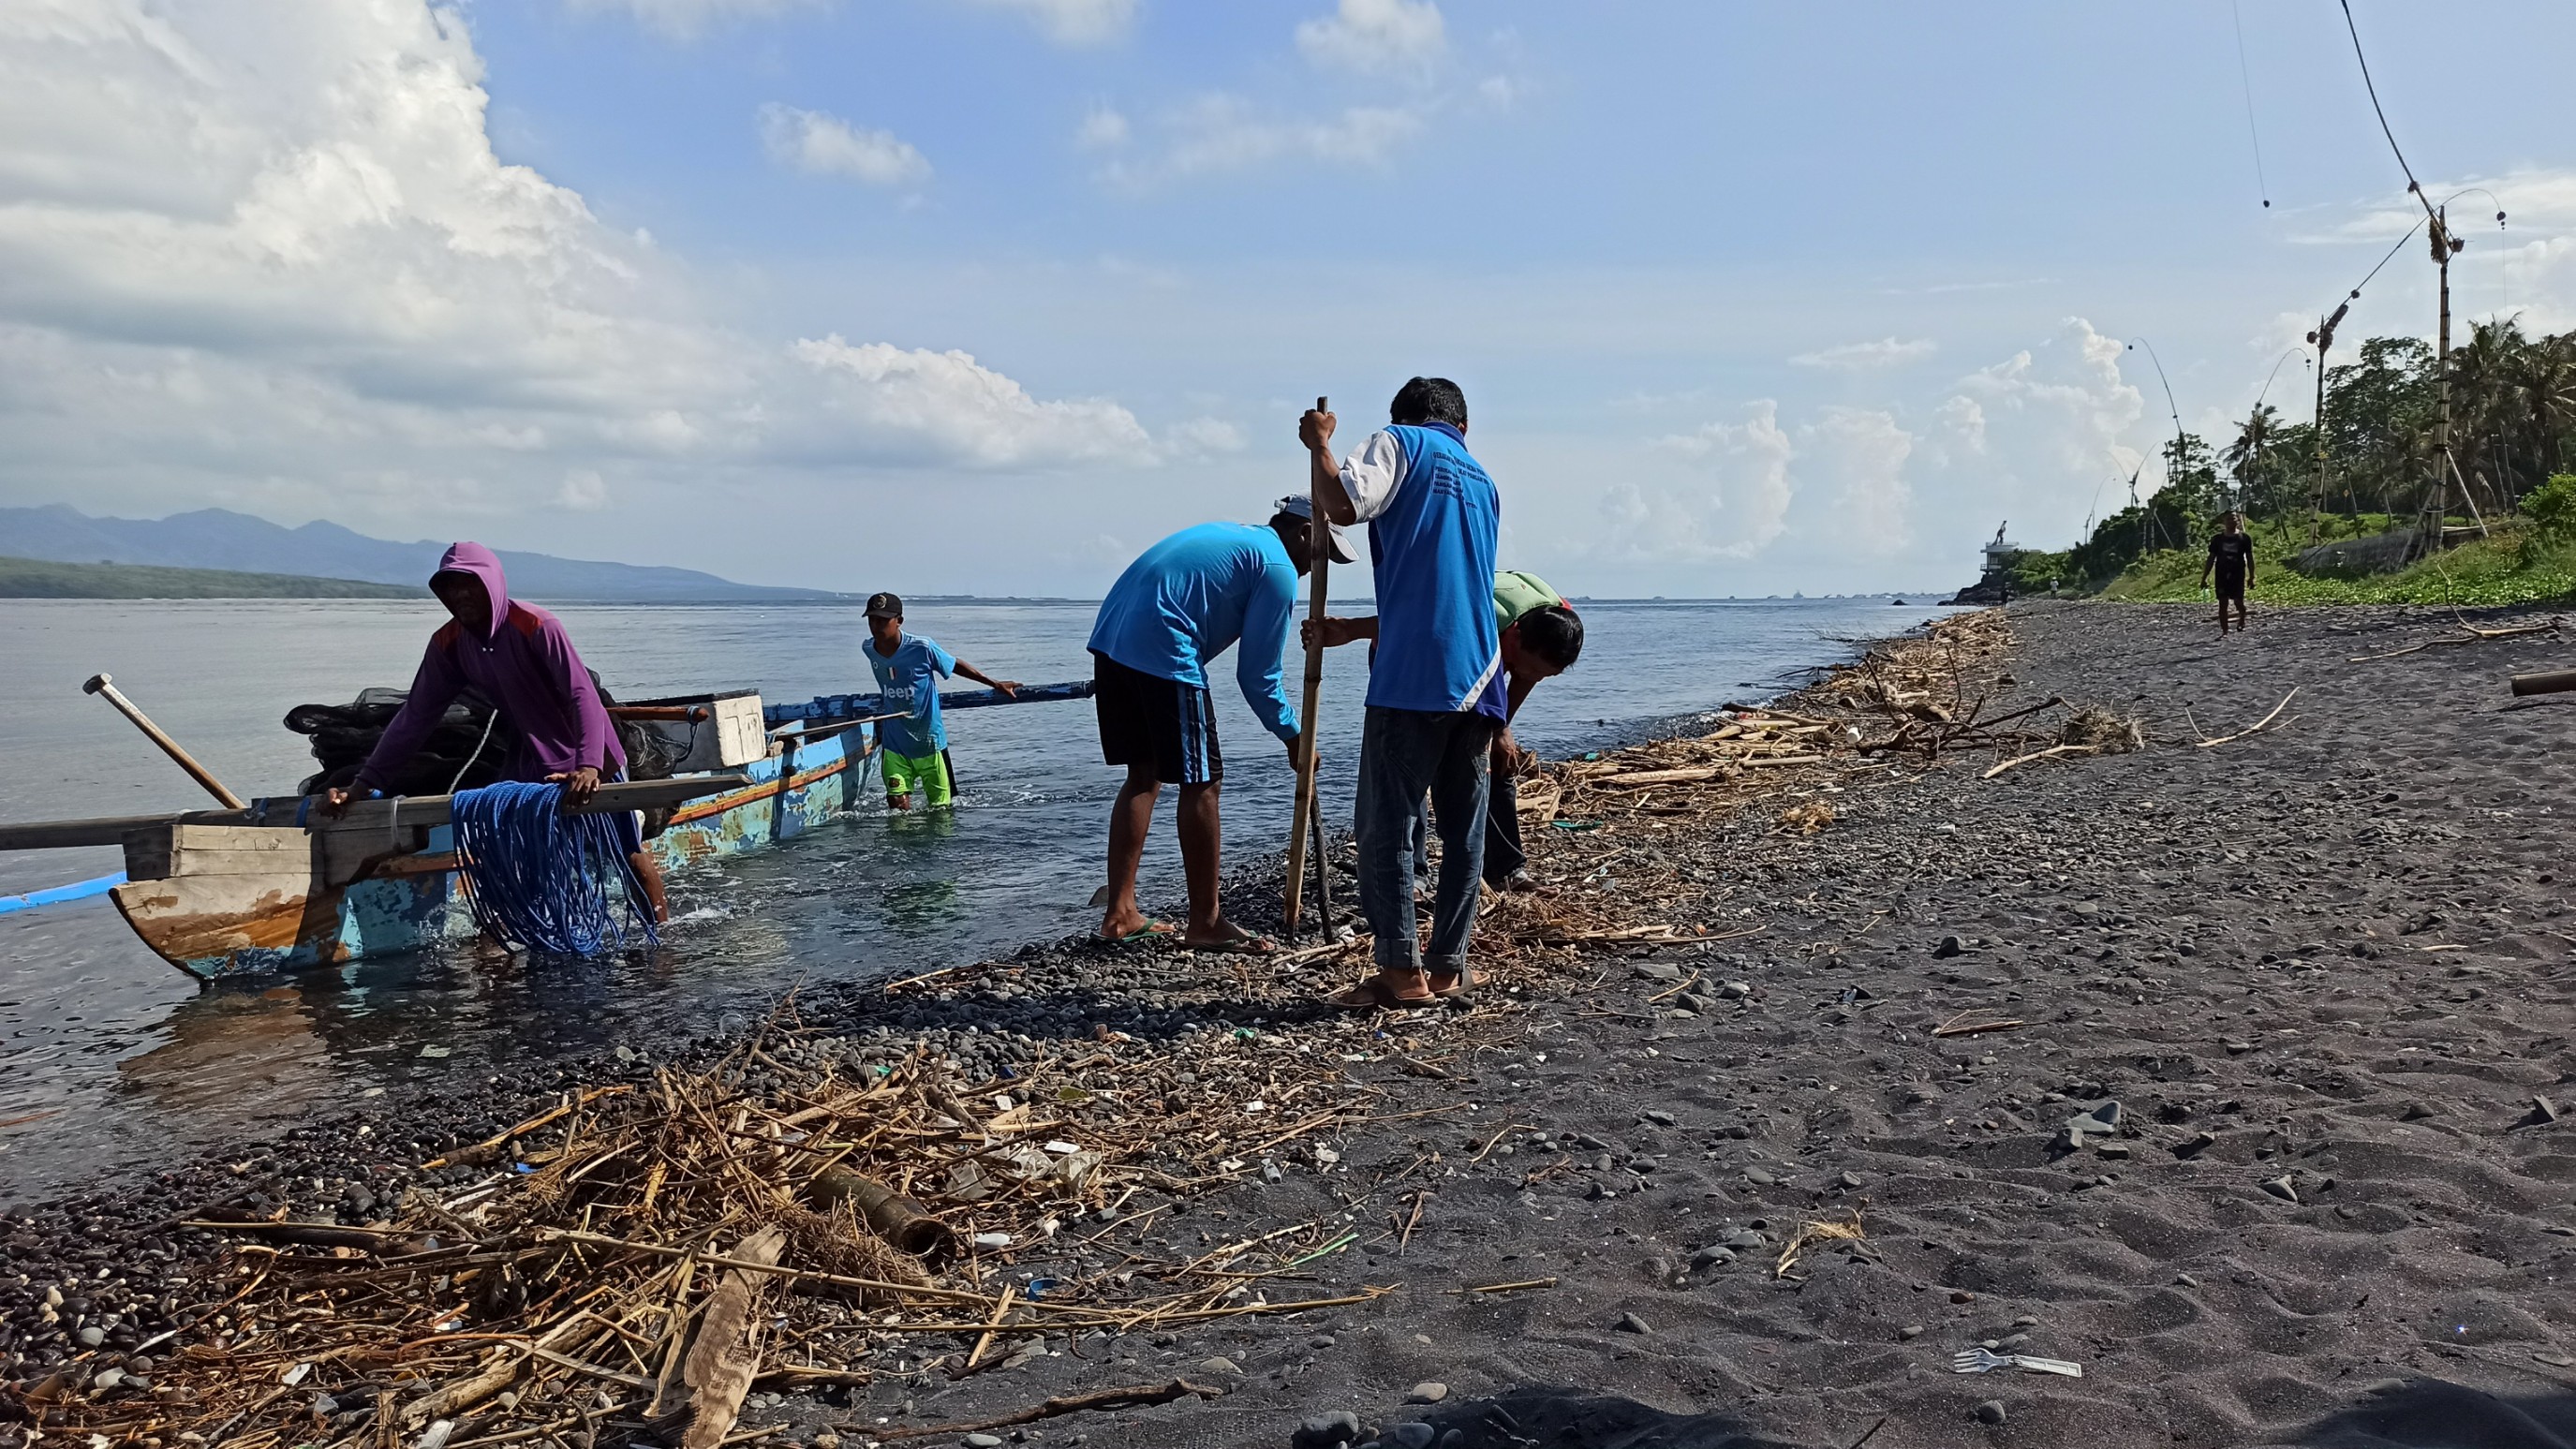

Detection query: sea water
(0, 596), (1953, 1200)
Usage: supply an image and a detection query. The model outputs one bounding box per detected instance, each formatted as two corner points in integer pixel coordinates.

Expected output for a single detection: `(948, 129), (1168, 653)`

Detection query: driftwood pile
(19, 1008), (1450, 1449)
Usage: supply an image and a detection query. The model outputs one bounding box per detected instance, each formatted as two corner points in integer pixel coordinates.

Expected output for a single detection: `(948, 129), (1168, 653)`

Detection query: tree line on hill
(2018, 318), (2576, 590)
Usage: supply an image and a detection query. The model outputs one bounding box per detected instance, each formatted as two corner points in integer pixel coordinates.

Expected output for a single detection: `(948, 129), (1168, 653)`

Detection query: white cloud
(558, 468), (609, 510)
(1295, 0), (1445, 74)
(1160, 416), (1246, 459)
(1947, 315), (2154, 491)
(566, 0), (817, 41)
(1805, 407), (1914, 554)
(1075, 104), (1130, 151)
(1598, 401), (1797, 562)
(1098, 93), (1425, 187)
(962, 0), (1136, 46)
(759, 104), (931, 186)
(1932, 393), (1985, 454)
(1791, 336), (1937, 370)
(789, 335), (1152, 467)
(0, 0), (1172, 548)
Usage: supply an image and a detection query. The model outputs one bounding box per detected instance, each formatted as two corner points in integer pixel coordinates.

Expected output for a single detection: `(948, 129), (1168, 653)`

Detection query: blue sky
(7, 1), (2576, 595)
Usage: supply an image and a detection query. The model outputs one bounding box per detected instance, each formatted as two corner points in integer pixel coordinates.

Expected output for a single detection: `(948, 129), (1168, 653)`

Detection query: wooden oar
(82, 673), (246, 809)
(1282, 395), (1331, 939)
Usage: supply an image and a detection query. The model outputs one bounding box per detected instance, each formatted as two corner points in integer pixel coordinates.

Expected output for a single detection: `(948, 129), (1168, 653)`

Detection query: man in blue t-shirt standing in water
(864, 592), (1020, 809)
(1302, 377), (1505, 1009)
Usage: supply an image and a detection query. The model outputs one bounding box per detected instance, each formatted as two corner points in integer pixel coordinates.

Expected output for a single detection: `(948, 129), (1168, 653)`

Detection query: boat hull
(109, 731), (872, 981)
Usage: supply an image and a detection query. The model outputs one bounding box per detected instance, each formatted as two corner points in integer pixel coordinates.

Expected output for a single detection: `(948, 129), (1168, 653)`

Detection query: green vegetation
(2009, 315), (2576, 609)
(2097, 520), (2576, 608)
(0, 556), (418, 599)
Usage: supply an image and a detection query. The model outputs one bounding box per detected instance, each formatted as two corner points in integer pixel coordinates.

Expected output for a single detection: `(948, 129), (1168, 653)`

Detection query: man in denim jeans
(1299, 378), (1505, 1009)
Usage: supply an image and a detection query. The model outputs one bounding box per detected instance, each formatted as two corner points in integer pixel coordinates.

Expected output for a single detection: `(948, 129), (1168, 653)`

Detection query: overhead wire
(2229, 0), (2271, 208)
(2336, 0), (2435, 222)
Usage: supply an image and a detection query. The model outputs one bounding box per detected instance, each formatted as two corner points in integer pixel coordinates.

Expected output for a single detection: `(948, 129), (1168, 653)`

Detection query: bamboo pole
(83, 673), (246, 808)
(1282, 396), (1331, 938)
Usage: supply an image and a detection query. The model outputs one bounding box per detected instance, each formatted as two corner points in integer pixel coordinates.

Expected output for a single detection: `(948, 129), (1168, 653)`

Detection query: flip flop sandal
(1096, 921), (1177, 943)
(1330, 975), (1437, 1011)
(1430, 969), (1473, 1000)
(1185, 933), (1281, 956)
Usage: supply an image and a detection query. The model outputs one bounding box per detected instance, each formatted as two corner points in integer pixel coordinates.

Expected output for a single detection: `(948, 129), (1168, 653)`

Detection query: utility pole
(2306, 301), (2347, 545)
(2421, 205), (2458, 559)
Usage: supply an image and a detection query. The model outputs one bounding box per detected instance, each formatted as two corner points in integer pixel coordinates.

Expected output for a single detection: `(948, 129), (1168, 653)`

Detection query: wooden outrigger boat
(0, 677), (1094, 982)
(0, 689), (881, 981)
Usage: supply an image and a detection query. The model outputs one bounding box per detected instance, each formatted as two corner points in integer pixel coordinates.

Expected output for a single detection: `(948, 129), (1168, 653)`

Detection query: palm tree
(2224, 403), (2283, 519)
(2450, 318), (2528, 515)
(2508, 331), (2576, 494)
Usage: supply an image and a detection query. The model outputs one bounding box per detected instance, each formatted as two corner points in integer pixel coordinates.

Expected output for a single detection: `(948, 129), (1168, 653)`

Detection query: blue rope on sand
(450, 781), (655, 955)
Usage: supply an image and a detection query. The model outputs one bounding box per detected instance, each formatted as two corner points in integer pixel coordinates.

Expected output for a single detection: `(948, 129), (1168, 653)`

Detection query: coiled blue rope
(450, 780), (655, 955)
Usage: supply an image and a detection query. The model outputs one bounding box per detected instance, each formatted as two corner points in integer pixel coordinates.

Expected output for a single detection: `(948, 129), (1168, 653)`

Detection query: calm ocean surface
(0, 596), (1954, 1200)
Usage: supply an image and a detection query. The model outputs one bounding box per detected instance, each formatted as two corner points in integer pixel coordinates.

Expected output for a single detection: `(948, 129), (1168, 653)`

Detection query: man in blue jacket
(1088, 497), (1355, 950)
(1302, 378), (1503, 1008)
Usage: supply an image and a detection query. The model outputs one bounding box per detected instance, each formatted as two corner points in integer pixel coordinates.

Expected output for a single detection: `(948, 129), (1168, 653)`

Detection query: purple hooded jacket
(354, 542), (626, 792)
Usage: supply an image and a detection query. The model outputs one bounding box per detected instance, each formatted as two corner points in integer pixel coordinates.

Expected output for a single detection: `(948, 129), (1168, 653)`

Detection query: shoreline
(7, 599), (2574, 1449)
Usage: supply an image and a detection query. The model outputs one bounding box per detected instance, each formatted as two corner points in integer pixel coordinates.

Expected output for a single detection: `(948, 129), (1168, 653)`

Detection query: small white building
(1980, 523), (2021, 579)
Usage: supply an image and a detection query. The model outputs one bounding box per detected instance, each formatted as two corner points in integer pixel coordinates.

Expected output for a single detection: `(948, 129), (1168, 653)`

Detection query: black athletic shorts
(2214, 569), (2246, 601)
(1091, 651), (1221, 785)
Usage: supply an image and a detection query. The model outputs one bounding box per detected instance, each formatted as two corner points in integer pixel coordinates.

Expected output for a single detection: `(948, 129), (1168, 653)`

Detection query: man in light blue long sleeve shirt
(1087, 498), (1355, 951)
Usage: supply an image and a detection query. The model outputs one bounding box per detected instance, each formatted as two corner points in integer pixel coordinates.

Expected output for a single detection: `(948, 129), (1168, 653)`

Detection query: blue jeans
(1411, 766), (1525, 887)
(1356, 706), (1497, 973)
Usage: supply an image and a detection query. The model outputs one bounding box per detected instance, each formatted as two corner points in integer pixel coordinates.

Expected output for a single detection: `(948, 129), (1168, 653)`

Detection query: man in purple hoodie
(322, 542), (668, 920)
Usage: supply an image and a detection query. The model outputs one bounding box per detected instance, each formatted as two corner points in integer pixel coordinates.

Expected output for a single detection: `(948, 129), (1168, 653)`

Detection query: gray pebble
(1617, 1311), (1652, 1335)
(1976, 1400), (2007, 1426)
(78, 1325), (106, 1348)
(1407, 1382), (1448, 1404)
(1293, 1411), (1363, 1449)
(1199, 1355), (1240, 1374)
(1384, 1424), (1437, 1449)
(1899, 1324), (1923, 1339)
(965, 1437), (1005, 1449)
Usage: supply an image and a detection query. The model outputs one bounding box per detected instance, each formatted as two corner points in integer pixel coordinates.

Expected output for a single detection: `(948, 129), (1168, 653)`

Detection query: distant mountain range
(0, 505), (847, 602)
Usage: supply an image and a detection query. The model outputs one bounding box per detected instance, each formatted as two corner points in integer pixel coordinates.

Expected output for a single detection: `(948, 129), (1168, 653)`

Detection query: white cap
(1275, 495), (1359, 564)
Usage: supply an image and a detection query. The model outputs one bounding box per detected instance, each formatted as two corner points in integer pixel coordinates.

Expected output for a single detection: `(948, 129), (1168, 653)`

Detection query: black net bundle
(287, 687), (511, 797)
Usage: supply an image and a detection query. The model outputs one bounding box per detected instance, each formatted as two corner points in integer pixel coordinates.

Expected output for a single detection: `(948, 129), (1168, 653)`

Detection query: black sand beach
(7, 599), (2576, 1449)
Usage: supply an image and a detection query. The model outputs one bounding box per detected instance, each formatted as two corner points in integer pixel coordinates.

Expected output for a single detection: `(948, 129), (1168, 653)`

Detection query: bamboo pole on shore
(1283, 396), (1330, 939)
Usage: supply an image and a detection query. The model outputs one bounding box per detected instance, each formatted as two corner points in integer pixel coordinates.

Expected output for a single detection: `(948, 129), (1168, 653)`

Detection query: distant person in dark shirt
(2200, 512), (2256, 634)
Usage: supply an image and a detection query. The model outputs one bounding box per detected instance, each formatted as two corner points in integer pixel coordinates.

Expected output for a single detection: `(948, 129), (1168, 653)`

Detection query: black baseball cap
(865, 591), (903, 619)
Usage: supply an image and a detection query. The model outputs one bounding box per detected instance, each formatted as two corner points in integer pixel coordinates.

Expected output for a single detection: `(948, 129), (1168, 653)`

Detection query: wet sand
(7, 599), (2576, 1449)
